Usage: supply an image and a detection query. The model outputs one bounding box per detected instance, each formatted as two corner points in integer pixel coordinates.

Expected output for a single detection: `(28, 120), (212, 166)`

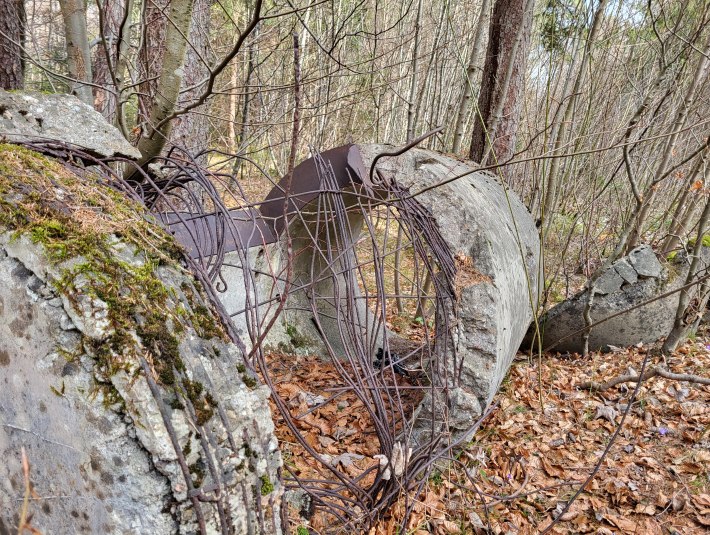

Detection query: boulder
(0, 90), (141, 159)
(0, 145), (281, 534)
(530, 244), (709, 353)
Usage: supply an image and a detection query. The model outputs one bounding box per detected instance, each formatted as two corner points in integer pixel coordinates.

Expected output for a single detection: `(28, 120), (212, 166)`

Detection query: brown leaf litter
(266, 337), (709, 534)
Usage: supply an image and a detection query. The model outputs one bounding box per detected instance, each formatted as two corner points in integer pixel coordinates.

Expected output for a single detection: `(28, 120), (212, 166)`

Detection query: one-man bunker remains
(164, 143), (542, 446)
(1, 92), (542, 533)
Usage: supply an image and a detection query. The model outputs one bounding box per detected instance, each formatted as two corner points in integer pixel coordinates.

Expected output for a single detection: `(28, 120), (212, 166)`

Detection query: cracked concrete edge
(0, 234), (282, 534)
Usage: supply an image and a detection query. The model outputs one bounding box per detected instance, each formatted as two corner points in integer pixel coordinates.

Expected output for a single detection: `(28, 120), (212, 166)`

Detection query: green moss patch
(285, 322), (312, 349)
(687, 235), (710, 248)
(0, 144), (227, 424)
(260, 474), (274, 495)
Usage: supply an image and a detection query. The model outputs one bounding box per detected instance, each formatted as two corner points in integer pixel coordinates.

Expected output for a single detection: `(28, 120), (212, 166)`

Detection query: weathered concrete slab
(358, 145), (542, 443)
(213, 143), (541, 444)
(218, 246), (290, 352)
(0, 90), (140, 159)
(529, 244), (710, 353)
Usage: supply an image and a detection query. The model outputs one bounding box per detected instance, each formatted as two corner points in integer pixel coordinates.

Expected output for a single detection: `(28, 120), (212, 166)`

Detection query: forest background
(1, 0), (709, 532)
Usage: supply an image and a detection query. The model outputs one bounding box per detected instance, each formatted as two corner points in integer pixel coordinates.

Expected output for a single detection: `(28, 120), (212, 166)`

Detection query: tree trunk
(0, 0), (25, 90)
(59, 0), (93, 105)
(662, 180), (710, 354)
(137, 0), (169, 139)
(228, 58), (239, 154)
(412, 0), (447, 146)
(626, 33), (710, 251)
(661, 146), (710, 254)
(406, 0), (423, 142)
(168, 0), (211, 160)
(468, 0), (534, 165)
(232, 26), (259, 177)
(134, 0), (195, 167)
(93, 0), (132, 125)
(451, 0), (491, 154)
(541, 0), (608, 226)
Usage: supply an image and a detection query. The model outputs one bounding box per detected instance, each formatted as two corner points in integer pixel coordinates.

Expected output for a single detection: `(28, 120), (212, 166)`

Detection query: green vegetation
(285, 322), (311, 349)
(0, 144), (225, 425)
(260, 474), (274, 495)
(241, 372), (258, 389)
(687, 234), (710, 248)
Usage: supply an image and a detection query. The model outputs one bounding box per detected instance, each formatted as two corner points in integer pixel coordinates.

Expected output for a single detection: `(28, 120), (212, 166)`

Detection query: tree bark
(134, 0), (195, 167)
(662, 169), (710, 354)
(451, 0), (491, 154)
(137, 0), (169, 138)
(93, 0), (132, 125)
(168, 0), (211, 159)
(0, 0), (25, 90)
(58, 0), (93, 105)
(406, 0), (423, 142)
(468, 0), (534, 165)
(541, 0), (609, 225)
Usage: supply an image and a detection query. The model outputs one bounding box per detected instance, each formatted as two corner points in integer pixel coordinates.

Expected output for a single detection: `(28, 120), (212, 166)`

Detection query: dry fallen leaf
(693, 494), (710, 508)
(265, 343), (709, 534)
(634, 503), (656, 515)
(603, 512), (638, 532)
(595, 404), (618, 423)
(672, 493), (686, 512)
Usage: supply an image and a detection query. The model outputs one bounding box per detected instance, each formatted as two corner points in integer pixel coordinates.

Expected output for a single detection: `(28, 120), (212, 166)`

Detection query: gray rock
(613, 259), (637, 285)
(0, 243), (282, 532)
(594, 267), (624, 295)
(528, 244), (710, 353)
(0, 90), (141, 159)
(628, 244), (662, 278)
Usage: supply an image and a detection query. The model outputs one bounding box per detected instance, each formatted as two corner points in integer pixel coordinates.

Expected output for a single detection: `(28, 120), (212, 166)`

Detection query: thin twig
(540, 349), (652, 533)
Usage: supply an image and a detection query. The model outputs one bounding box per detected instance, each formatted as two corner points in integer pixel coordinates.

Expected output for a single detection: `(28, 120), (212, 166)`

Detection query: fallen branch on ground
(579, 366), (710, 391)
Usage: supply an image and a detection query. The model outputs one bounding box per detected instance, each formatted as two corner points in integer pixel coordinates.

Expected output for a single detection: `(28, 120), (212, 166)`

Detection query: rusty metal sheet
(159, 144), (368, 257)
(158, 208), (276, 258)
(259, 144), (368, 234)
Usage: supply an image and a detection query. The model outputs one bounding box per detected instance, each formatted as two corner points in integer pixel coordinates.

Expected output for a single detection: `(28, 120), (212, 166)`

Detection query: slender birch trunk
(59, 0), (93, 105)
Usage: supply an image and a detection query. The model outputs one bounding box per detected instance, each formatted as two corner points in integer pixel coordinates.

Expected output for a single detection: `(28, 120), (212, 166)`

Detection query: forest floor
(266, 336), (709, 534)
